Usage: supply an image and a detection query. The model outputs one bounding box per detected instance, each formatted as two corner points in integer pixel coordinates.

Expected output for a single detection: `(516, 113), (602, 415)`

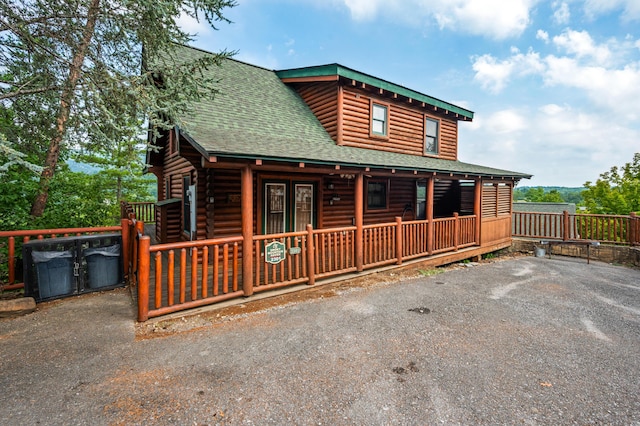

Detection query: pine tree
(0, 0), (236, 216)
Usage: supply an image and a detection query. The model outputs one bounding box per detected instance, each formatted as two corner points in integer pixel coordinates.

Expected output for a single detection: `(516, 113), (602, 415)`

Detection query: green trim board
(276, 64), (474, 120)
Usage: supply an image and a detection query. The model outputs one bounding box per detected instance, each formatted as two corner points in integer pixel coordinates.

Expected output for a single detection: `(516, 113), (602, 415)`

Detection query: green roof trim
(163, 44), (530, 181)
(276, 64), (474, 120)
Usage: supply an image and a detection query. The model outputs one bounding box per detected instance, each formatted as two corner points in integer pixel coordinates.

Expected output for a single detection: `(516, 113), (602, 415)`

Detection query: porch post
(241, 165), (254, 296)
(563, 210), (570, 241)
(474, 178), (482, 245)
(427, 177), (434, 255)
(355, 172), (364, 272)
(306, 224), (315, 285)
(395, 216), (403, 265)
(120, 218), (130, 280)
(137, 235), (150, 322)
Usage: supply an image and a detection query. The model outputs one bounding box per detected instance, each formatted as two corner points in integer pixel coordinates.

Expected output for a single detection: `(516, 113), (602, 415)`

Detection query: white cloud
(539, 103), (566, 115)
(175, 12), (212, 37)
(552, 29), (611, 64)
(486, 109), (528, 134)
(543, 56), (640, 121)
(320, 0), (537, 39)
(537, 29), (549, 43)
(459, 106), (640, 186)
(435, 0), (535, 40)
(342, 0), (382, 20)
(472, 49), (544, 93)
(583, 0), (640, 22)
(552, 1), (571, 24)
(472, 30), (640, 121)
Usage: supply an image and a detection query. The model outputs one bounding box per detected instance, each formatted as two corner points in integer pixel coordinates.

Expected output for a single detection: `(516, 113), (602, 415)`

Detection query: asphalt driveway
(1, 256), (639, 425)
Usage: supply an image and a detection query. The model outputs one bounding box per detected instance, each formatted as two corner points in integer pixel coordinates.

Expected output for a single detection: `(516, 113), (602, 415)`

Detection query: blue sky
(178, 0), (640, 187)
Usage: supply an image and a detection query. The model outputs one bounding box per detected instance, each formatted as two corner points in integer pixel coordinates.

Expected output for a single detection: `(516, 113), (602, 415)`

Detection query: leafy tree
(0, 0), (236, 217)
(582, 153), (640, 215)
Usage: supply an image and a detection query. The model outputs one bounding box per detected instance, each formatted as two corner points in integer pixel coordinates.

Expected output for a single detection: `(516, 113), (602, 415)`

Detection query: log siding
(289, 83), (459, 160)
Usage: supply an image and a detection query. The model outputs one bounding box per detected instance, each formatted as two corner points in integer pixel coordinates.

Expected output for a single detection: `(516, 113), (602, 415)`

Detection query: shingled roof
(171, 44), (531, 180)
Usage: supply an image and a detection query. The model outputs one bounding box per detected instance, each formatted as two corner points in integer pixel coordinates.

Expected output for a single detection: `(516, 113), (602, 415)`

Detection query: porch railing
(0, 220), (136, 291)
(137, 235), (244, 321)
(512, 211), (639, 245)
(136, 214), (478, 321)
(121, 201), (156, 223)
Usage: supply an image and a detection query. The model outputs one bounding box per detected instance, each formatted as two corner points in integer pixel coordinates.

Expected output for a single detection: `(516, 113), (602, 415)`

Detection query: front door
(264, 181), (315, 234)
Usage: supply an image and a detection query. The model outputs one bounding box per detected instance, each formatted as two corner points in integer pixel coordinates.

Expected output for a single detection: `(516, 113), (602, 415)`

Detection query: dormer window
(425, 117), (439, 155)
(370, 102), (388, 137)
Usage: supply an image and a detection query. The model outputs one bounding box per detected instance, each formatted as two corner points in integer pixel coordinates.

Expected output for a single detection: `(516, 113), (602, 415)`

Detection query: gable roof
(167, 44), (531, 181)
(276, 64), (474, 121)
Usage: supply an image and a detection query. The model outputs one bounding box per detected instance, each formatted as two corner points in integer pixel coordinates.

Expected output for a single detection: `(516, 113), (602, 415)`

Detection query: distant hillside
(513, 186), (584, 204)
(66, 159), (100, 174)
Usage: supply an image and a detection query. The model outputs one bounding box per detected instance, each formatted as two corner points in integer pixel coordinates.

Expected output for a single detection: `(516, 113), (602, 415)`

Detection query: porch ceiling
(171, 44), (532, 181)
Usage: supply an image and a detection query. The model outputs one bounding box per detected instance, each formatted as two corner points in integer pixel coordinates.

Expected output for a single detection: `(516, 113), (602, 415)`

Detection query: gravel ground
(1, 256), (639, 425)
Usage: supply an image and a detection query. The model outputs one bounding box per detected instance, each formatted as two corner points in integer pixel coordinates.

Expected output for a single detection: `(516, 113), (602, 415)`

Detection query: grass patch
(418, 268), (444, 277)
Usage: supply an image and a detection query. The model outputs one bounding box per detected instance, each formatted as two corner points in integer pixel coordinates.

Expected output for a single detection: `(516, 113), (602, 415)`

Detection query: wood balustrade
(513, 211), (639, 245)
(120, 201), (156, 223)
(137, 235), (243, 321)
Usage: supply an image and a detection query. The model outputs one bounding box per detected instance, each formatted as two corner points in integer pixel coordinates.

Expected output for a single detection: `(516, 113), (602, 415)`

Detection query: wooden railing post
(355, 173), (364, 272)
(395, 217), (403, 265)
(120, 218), (130, 280)
(563, 210), (570, 241)
(453, 212), (459, 250)
(474, 179), (482, 245)
(427, 178), (434, 255)
(8, 236), (15, 285)
(631, 212), (638, 246)
(137, 235), (151, 322)
(306, 224), (315, 285)
(241, 166), (254, 296)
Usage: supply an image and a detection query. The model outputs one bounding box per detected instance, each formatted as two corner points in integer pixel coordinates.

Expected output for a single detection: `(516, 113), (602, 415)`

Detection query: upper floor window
(371, 102), (388, 137)
(425, 117), (439, 155)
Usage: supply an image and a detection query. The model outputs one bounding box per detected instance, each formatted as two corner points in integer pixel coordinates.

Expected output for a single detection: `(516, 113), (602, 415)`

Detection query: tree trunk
(30, 0), (102, 217)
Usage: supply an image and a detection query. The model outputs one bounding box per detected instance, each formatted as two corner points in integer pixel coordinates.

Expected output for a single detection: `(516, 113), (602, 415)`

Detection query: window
(367, 180), (389, 210)
(425, 117), (439, 155)
(265, 183), (286, 234)
(415, 180), (426, 220)
(371, 102), (388, 137)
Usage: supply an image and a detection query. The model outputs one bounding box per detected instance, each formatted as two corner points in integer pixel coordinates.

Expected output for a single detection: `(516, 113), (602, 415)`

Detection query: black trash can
(31, 250), (75, 299)
(84, 244), (122, 289)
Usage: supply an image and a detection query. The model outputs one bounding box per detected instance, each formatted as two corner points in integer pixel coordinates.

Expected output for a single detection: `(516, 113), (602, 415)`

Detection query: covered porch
(134, 165), (515, 321)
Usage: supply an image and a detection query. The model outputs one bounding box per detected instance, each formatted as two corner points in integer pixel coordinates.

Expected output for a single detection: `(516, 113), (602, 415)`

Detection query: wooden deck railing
(253, 231), (310, 291)
(121, 201), (156, 223)
(0, 220), (135, 291)
(363, 222), (397, 268)
(313, 226), (357, 279)
(136, 214), (479, 321)
(513, 211), (639, 245)
(137, 235), (244, 321)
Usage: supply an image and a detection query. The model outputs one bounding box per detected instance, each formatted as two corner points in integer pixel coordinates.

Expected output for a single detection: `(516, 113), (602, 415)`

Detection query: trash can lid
(32, 250), (74, 263)
(84, 244), (121, 257)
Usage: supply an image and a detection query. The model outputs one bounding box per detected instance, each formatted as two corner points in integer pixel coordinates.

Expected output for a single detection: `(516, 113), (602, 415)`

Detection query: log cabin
(142, 44), (531, 315)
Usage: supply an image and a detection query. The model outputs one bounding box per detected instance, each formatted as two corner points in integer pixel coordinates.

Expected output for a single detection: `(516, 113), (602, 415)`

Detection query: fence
(512, 211), (639, 245)
(121, 201), (156, 223)
(136, 214), (478, 321)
